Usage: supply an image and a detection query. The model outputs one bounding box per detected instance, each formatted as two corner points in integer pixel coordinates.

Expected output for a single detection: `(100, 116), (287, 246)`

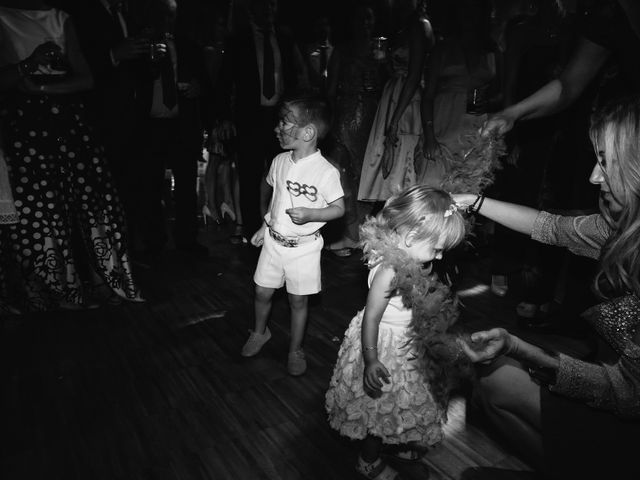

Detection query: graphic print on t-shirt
(286, 180), (318, 202)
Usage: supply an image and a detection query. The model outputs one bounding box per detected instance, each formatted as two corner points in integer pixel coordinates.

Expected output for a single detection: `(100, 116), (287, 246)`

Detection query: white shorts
(253, 229), (323, 295)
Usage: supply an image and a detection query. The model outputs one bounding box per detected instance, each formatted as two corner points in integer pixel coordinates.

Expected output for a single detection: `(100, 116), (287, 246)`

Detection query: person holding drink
(0, 0), (143, 310)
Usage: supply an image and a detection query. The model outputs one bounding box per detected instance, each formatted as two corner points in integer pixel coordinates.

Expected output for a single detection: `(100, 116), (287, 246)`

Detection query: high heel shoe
(202, 205), (220, 226)
(220, 202), (236, 222)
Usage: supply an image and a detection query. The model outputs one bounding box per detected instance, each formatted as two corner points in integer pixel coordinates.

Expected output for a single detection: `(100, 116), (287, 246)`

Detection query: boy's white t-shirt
(264, 149), (343, 237)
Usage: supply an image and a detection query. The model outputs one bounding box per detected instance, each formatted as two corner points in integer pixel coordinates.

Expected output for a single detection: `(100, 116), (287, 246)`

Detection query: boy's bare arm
(285, 197), (345, 225)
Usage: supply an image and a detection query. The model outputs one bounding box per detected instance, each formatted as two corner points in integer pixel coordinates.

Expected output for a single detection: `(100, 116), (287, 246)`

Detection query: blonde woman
(454, 96), (640, 479)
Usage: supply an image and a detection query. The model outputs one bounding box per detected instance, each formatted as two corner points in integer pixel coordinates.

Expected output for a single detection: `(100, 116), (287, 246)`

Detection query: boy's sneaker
(241, 327), (271, 357)
(287, 349), (307, 376)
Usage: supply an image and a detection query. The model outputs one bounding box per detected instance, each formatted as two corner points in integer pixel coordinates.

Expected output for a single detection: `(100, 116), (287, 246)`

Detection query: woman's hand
(458, 328), (514, 363)
(384, 122), (399, 148)
(363, 359), (390, 398)
(450, 193), (480, 209)
(424, 138), (445, 163)
(481, 110), (518, 138)
(27, 41), (62, 70)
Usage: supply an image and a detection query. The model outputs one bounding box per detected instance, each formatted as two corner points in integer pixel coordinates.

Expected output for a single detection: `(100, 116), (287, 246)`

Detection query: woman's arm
(452, 194), (539, 236)
(461, 318), (640, 418)
(454, 193), (610, 257)
(386, 18), (429, 134)
(482, 37), (610, 137)
(419, 43), (442, 159)
(460, 328), (559, 370)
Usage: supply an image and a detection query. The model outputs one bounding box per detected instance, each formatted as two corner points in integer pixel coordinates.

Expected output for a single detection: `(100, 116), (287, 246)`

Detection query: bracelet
(527, 365), (558, 386)
(363, 345), (377, 351)
(468, 194), (485, 213)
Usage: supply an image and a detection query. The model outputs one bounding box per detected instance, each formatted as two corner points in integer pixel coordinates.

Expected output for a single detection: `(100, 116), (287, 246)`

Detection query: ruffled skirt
(325, 310), (445, 445)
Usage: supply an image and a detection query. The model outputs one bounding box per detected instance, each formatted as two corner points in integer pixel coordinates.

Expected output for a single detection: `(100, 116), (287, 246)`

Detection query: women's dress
(358, 33), (422, 202)
(325, 265), (445, 446)
(0, 7), (141, 311)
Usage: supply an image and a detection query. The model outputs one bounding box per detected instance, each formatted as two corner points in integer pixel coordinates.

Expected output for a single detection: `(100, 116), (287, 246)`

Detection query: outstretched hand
(481, 111), (517, 138)
(363, 359), (390, 398)
(457, 328), (512, 363)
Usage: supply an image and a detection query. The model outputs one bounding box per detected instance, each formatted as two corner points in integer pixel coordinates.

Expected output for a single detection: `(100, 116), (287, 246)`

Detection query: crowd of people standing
(2, 0), (640, 478)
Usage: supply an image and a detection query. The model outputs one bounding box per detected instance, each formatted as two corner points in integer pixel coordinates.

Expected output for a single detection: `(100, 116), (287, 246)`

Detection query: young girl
(325, 185), (467, 479)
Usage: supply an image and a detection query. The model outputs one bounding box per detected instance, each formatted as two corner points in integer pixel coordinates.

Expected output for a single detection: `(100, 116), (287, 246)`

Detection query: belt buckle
(270, 228), (298, 247)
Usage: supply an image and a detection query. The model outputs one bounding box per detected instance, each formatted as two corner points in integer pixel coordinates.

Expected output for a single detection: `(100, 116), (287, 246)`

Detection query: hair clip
(444, 203), (457, 218)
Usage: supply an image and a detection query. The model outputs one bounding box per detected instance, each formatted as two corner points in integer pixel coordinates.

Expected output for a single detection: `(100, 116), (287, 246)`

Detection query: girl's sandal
(356, 457), (403, 480)
(387, 449), (424, 463)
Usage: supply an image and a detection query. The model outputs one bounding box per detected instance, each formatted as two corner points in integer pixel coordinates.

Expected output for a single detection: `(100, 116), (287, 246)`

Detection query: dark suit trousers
(235, 106), (280, 232)
(136, 117), (199, 251)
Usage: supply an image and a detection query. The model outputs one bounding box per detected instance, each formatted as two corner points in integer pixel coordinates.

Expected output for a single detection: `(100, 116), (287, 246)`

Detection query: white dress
(325, 265), (445, 445)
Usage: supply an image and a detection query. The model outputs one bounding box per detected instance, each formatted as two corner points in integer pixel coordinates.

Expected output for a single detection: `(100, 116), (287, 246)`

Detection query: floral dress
(325, 265), (445, 445)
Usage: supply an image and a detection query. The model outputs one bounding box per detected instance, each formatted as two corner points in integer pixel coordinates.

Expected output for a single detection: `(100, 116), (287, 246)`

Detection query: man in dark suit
(134, 1), (208, 257)
(69, 0), (151, 252)
(220, 0), (308, 234)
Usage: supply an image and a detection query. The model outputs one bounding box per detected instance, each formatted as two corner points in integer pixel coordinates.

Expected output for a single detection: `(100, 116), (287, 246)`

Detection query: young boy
(241, 96), (345, 376)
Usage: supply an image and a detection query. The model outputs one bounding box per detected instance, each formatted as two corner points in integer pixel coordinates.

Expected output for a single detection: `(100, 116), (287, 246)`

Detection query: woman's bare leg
(476, 356), (544, 470)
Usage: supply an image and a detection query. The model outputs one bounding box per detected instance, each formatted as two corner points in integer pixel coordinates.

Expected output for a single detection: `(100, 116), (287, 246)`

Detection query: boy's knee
(288, 294), (308, 310)
(255, 285), (274, 302)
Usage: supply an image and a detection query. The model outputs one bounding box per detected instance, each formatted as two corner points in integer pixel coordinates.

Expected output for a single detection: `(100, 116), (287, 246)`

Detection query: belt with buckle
(268, 228), (320, 248)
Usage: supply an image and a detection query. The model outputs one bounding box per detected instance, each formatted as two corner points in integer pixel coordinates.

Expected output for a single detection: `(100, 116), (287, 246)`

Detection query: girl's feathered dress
(325, 263), (446, 446)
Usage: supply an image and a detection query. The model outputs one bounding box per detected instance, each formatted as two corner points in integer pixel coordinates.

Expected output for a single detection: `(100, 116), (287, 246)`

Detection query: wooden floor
(2, 223), (592, 480)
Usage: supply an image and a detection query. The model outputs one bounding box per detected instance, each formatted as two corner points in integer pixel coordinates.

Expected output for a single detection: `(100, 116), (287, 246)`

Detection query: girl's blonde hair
(362, 185), (467, 252)
(589, 96), (640, 297)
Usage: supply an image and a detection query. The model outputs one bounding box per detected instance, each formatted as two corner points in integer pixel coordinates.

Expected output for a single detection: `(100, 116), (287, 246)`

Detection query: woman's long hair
(589, 97), (640, 298)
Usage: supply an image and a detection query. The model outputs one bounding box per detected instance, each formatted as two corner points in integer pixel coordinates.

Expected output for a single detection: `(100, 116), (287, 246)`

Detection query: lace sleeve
(550, 349), (640, 418)
(531, 211), (611, 259)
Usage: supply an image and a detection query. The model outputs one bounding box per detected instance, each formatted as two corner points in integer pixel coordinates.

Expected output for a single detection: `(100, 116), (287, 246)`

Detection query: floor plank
(0, 223), (564, 480)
